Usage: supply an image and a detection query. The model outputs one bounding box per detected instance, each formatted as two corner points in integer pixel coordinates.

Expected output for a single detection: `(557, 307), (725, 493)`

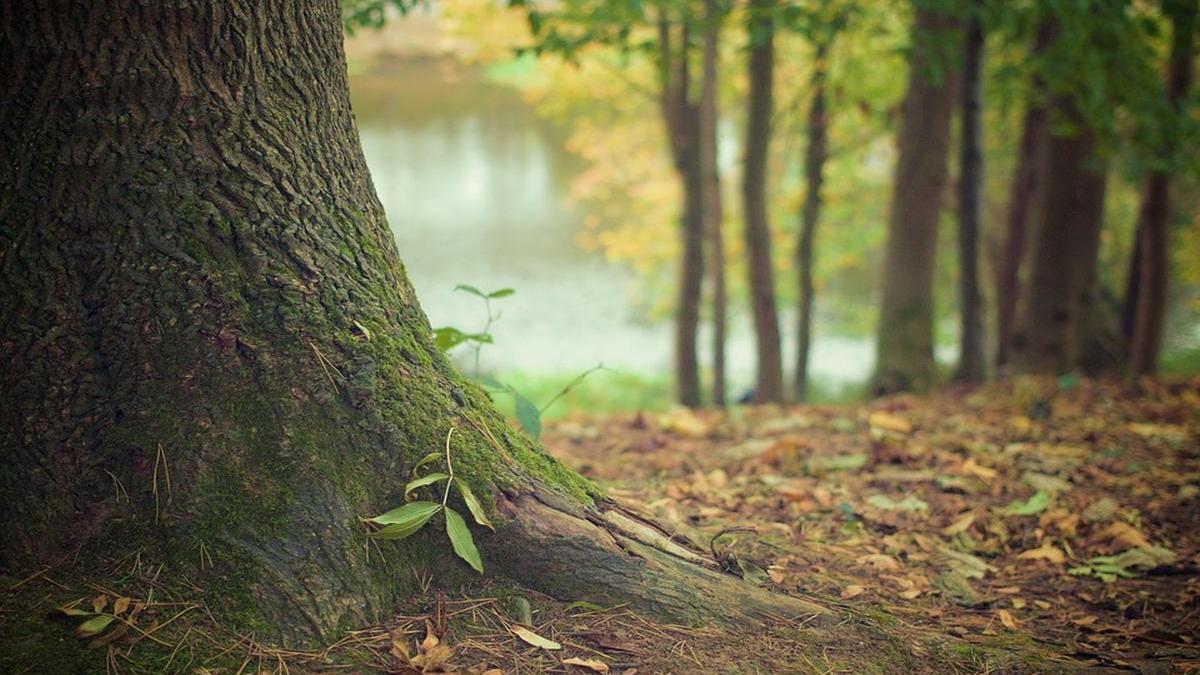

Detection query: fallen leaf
(511, 625), (562, 650)
(563, 657), (610, 673)
(942, 513), (975, 536)
(841, 584), (865, 599)
(963, 458), (997, 481)
(868, 411), (912, 434)
(91, 594), (108, 614)
(1099, 521), (1151, 550)
(1017, 542), (1066, 564)
(857, 553), (900, 571)
(112, 597), (131, 616)
(997, 609), (1019, 630)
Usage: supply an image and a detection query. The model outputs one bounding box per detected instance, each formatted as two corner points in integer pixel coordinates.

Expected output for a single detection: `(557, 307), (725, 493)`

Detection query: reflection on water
(350, 58), (874, 389)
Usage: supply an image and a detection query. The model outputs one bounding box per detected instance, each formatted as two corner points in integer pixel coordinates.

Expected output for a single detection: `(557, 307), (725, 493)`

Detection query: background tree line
(438, 0), (1199, 406)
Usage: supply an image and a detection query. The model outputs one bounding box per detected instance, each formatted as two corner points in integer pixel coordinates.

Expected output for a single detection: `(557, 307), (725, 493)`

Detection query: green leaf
(367, 501), (441, 540)
(454, 478), (494, 530)
(453, 284), (487, 298)
(433, 327), (468, 352)
(444, 507), (483, 573)
(75, 614), (115, 639)
(60, 606), (94, 617)
(513, 391), (542, 439)
(412, 451), (442, 474)
(405, 472), (449, 498)
(487, 288), (515, 299)
(1003, 490), (1051, 516)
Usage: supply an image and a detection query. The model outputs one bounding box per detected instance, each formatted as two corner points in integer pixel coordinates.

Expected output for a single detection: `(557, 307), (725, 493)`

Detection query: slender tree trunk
(1, 0), (825, 649)
(700, 0), (727, 407)
(658, 17), (705, 407)
(742, 0), (785, 404)
(995, 107), (1047, 370)
(872, 5), (958, 394)
(1131, 0), (1196, 376)
(1010, 98), (1109, 374)
(795, 40), (830, 402)
(955, 0), (986, 382)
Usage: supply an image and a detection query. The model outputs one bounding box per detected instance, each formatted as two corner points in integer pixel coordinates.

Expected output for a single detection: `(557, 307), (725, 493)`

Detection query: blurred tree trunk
(1130, 0), (1196, 376)
(700, 0), (727, 407)
(742, 0), (785, 404)
(1, 0), (830, 650)
(795, 38), (830, 402)
(955, 0), (986, 383)
(1011, 97), (1109, 374)
(995, 24), (1053, 371)
(658, 16), (705, 407)
(872, 5), (957, 394)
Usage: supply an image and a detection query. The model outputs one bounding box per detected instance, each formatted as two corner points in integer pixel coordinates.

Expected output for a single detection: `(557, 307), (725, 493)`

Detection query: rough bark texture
(700, 0), (727, 407)
(795, 40), (830, 403)
(659, 16), (705, 408)
(872, 5), (957, 394)
(0, 0), (826, 649)
(1010, 98), (1109, 375)
(742, 0), (785, 404)
(995, 22), (1053, 371)
(1130, 0), (1196, 376)
(955, 2), (986, 383)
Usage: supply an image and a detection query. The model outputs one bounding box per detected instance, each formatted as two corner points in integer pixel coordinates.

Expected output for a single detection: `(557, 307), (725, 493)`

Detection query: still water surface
(350, 59), (874, 391)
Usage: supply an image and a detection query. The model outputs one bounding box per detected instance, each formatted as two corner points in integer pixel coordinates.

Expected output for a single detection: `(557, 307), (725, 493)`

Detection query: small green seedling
(364, 428), (493, 573)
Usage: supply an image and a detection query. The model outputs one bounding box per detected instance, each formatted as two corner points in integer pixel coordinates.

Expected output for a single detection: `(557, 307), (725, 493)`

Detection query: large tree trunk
(659, 16), (705, 408)
(1130, 0), (1196, 376)
(995, 22), (1054, 371)
(0, 0), (825, 649)
(700, 0), (727, 407)
(955, 0), (987, 383)
(1010, 98), (1109, 374)
(795, 39), (830, 402)
(872, 5), (957, 394)
(742, 0), (785, 404)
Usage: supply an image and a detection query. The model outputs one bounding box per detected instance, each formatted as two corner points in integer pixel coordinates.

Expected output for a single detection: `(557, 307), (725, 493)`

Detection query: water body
(349, 58), (875, 392)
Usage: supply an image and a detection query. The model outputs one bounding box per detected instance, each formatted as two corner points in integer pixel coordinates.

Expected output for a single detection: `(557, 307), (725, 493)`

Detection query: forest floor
(6, 377), (1198, 673)
(324, 376), (1200, 673)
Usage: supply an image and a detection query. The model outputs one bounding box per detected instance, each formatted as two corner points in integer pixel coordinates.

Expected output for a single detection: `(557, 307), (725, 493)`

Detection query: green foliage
(342, 0), (425, 33)
(1003, 490), (1051, 516)
(366, 430), (492, 572)
(1068, 546), (1176, 582)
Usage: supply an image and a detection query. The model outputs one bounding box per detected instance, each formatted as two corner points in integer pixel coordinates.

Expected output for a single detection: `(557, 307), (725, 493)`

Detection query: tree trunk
(742, 0), (785, 404)
(0, 0), (825, 648)
(1010, 98), (1109, 374)
(1130, 0), (1196, 376)
(995, 22), (1053, 371)
(700, 0), (727, 407)
(955, 0), (986, 383)
(795, 40), (830, 402)
(659, 16), (705, 408)
(872, 5), (957, 394)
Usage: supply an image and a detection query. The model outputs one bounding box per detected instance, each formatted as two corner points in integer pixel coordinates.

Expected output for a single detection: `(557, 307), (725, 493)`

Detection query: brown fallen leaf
(1017, 542), (1066, 564)
(563, 656), (610, 673)
(997, 609), (1019, 630)
(868, 411), (912, 434)
(1098, 521), (1152, 550)
(942, 513), (975, 536)
(112, 596), (131, 617)
(857, 553), (901, 571)
(962, 458), (998, 481)
(840, 584), (865, 599)
(511, 625), (562, 650)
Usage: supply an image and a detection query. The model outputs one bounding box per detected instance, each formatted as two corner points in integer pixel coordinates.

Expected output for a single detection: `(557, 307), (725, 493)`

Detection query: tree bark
(0, 0), (826, 648)
(742, 0), (785, 404)
(955, 0), (986, 383)
(995, 22), (1054, 371)
(1130, 0), (1196, 376)
(872, 5), (957, 394)
(659, 16), (705, 408)
(795, 39), (830, 402)
(1010, 97), (1109, 375)
(700, 0), (727, 407)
